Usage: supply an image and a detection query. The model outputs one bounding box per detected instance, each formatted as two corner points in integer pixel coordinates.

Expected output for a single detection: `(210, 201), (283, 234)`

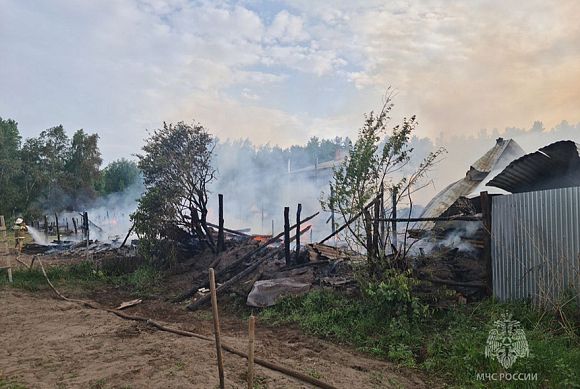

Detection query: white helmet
(15, 217), (23, 225)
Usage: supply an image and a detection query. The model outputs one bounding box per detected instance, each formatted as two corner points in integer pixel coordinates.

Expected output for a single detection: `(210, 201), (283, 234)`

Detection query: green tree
(100, 158), (140, 194)
(64, 129), (102, 206)
(322, 93), (444, 275)
(0, 117), (22, 216)
(132, 121), (217, 261)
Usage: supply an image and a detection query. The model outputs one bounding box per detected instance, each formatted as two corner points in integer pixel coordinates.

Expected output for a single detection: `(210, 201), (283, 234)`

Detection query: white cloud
(266, 10), (309, 43)
(1, 0), (578, 165)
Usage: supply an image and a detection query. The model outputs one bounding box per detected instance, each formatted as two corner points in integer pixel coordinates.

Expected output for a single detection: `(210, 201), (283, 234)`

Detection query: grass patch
(0, 377), (27, 389)
(0, 260), (162, 297)
(0, 261), (102, 292)
(260, 289), (580, 388)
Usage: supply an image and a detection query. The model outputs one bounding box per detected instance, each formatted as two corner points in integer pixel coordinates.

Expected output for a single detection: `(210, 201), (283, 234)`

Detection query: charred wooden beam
(284, 207), (290, 265)
(375, 216), (482, 222)
(187, 247), (282, 311)
(172, 211), (320, 303)
(295, 203), (302, 264)
(54, 213), (61, 243)
(318, 196), (380, 245)
(217, 194), (225, 252)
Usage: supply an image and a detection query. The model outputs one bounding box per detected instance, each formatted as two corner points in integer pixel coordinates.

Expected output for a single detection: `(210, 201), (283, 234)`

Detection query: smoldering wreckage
(7, 138), (579, 309)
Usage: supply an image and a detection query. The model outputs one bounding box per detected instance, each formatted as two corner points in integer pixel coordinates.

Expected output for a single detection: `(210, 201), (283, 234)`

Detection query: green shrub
(261, 291), (580, 387)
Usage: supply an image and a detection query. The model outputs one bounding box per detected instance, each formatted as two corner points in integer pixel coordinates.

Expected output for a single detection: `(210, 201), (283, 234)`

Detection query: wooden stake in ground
(217, 194), (225, 253)
(284, 207), (290, 265)
(209, 268), (225, 389)
(247, 315), (255, 389)
(295, 203), (302, 264)
(55, 213), (61, 243)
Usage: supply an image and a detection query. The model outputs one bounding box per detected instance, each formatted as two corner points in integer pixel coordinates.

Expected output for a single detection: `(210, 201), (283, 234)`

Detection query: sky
(1, 0), (580, 163)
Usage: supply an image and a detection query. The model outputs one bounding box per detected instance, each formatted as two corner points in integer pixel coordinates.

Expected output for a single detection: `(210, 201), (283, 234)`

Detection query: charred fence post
(391, 188), (398, 251)
(217, 194), (225, 253)
(54, 213), (61, 243)
(373, 197), (380, 256)
(44, 215), (48, 239)
(83, 212), (89, 260)
(72, 218), (78, 235)
(295, 203), (302, 264)
(481, 191), (493, 296)
(364, 210), (373, 260)
(284, 207), (291, 265)
(330, 186), (336, 244)
(379, 182), (385, 248)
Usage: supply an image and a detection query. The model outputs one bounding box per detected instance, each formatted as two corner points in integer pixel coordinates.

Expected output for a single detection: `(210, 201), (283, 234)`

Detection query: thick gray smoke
(209, 140), (332, 241)
(426, 120), (580, 203)
(37, 182), (145, 245)
(209, 120), (580, 246)
(32, 120), (579, 247)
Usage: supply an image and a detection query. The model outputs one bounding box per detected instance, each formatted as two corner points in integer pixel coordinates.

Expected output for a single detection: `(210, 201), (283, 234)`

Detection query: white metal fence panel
(492, 187), (580, 301)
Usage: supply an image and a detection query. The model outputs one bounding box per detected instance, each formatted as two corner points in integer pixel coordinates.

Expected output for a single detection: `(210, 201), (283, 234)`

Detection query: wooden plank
(247, 315), (255, 389)
(295, 204), (302, 263)
(209, 268), (225, 388)
(217, 194), (225, 252)
(284, 207), (290, 265)
(481, 191), (492, 296)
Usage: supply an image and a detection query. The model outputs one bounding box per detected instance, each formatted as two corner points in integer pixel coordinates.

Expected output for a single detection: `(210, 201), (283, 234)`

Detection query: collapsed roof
(416, 138), (525, 230)
(487, 140), (580, 193)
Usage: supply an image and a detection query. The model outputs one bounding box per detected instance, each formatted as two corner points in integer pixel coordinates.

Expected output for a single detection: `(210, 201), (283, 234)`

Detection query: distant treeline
(0, 117), (140, 220)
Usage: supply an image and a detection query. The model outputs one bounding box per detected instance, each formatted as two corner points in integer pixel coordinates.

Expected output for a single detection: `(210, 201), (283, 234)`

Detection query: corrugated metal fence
(492, 187), (580, 301)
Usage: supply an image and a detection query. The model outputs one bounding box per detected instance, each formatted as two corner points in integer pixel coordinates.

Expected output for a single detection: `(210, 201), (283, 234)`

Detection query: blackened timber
(120, 224), (135, 248)
(391, 189), (398, 249)
(206, 222), (251, 237)
(295, 204), (302, 263)
(187, 248), (282, 311)
(172, 211), (320, 303)
(55, 213), (61, 243)
(375, 216), (482, 222)
(284, 207), (290, 265)
(372, 199), (380, 256)
(217, 194), (225, 252)
(318, 196), (380, 245)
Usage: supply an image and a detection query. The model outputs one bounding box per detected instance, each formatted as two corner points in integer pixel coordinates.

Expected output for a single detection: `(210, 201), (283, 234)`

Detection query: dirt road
(0, 289), (435, 388)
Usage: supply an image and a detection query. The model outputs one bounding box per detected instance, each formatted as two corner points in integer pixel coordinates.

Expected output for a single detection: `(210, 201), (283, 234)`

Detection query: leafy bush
(261, 290), (580, 387)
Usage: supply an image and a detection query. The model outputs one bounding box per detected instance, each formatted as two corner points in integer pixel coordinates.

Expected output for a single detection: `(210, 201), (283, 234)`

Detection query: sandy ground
(0, 288), (438, 389)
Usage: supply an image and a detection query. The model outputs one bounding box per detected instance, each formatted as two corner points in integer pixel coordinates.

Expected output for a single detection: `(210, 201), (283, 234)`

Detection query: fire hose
(36, 259), (337, 389)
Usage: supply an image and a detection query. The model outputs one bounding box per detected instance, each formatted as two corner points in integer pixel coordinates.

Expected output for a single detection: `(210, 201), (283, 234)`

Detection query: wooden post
(364, 210), (373, 257)
(247, 315), (255, 389)
(209, 268), (225, 388)
(72, 218), (78, 235)
(0, 216), (10, 283)
(44, 215), (48, 239)
(391, 188), (398, 251)
(481, 191), (493, 296)
(284, 207), (291, 265)
(295, 203), (302, 263)
(84, 212), (89, 261)
(217, 194), (225, 253)
(330, 186), (336, 245)
(120, 224), (135, 248)
(379, 182), (385, 248)
(54, 213), (61, 243)
(373, 198), (380, 256)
